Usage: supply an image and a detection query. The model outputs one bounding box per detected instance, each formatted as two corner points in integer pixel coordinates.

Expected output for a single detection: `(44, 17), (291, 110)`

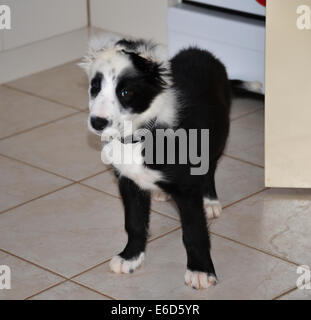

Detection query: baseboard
(0, 27), (94, 84)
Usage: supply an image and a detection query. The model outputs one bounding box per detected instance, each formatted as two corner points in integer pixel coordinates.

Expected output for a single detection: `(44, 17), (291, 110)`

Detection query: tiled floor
(0, 60), (310, 300)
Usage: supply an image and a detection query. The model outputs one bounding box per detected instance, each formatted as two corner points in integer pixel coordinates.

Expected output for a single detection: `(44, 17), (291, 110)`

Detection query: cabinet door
(3, 0), (87, 50)
(265, 0), (311, 187)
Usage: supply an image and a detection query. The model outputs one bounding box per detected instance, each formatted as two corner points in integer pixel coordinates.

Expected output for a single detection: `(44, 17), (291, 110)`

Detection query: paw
(204, 198), (222, 219)
(184, 270), (217, 290)
(109, 253), (145, 274)
(153, 190), (171, 202)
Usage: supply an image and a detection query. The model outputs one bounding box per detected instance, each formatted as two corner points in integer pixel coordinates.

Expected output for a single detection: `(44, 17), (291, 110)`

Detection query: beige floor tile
(0, 251), (62, 300)
(0, 184), (179, 278)
(7, 61), (89, 110)
(226, 109), (264, 166)
(82, 169), (119, 196)
(0, 155), (70, 212)
(230, 98), (263, 121)
(83, 157), (264, 220)
(30, 281), (110, 300)
(74, 230), (297, 300)
(278, 288), (311, 300)
(0, 113), (108, 181)
(151, 157), (264, 220)
(211, 188), (311, 266)
(0, 86), (76, 140)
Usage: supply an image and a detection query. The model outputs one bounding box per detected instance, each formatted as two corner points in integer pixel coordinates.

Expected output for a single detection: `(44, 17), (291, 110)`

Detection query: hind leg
(203, 161), (222, 219)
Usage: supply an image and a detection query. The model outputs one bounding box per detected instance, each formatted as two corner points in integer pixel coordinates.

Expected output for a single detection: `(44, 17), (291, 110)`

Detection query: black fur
(115, 51), (167, 114)
(114, 47), (231, 280)
(90, 72), (103, 98)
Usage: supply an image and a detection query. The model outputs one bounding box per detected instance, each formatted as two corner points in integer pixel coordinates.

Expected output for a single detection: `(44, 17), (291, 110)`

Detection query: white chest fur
(101, 139), (163, 190)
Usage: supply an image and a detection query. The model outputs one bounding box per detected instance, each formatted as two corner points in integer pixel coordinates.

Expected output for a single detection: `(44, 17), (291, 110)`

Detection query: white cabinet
(168, 3), (265, 85)
(265, 0), (311, 187)
(186, 0), (266, 16)
(2, 0), (87, 50)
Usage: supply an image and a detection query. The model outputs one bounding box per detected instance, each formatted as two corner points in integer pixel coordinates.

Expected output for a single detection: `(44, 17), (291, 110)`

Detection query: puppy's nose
(90, 117), (109, 131)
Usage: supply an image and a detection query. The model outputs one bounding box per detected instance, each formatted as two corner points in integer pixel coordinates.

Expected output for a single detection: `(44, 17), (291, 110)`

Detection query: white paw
(153, 190), (171, 202)
(204, 198), (222, 219)
(109, 253), (145, 274)
(184, 270), (217, 290)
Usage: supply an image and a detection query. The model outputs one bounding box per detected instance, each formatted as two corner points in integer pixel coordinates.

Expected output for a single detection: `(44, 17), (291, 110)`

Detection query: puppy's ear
(122, 50), (167, 90)
(78, 34), (121, 76)
(122, 50), (157, 74)
(117, 38), (168, 64)
(77, 58), (92, 76)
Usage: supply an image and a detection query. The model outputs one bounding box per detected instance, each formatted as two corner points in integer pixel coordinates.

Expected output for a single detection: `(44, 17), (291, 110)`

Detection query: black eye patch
(90, 72), (103, 98)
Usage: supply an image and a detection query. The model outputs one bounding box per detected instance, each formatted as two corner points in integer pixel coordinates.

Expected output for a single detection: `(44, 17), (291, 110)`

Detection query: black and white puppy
(80, 37), (261, 289)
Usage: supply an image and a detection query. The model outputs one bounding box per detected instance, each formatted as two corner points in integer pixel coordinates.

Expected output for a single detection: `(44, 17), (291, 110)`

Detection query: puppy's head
(79, 37), (168, 137)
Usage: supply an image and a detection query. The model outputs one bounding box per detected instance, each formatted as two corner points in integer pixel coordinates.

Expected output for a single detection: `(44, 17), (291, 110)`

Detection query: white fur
(81, 35), (176, 140)
(102, 139), (163, 191)
(241, 81), (263, 93)
(184, 269), (217, 289)
(204, 198), (222, 219)
(110, 253), (145, 274)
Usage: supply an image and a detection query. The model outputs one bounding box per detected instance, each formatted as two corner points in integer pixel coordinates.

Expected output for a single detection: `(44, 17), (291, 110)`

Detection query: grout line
(24, 279), (68, 300)
(77, 168), (113, 183)
(230, 107), (263, 123)
(69, 279), (117, 300)
(222, 187), (269, 210)
(0, 153), (76, 182)
(0, 153), (110, 185)
(223, 154), (264, 169)
(0, 248), (68, 280)
(78, 182), (121, 200)
(70, 226), (182, 281)
(0, 167), (112, 217)
(147, 225), (181, 243)
(0, 111), (81, 142)
(272, 286), (299, 300)
(210, 232), (301, 267)
(79, 182), (181, 222)
(3, 84), (86, 112)
(0, 182), (76, 216)
(150, 207), (180, 222)
(69, 258), (111, 280)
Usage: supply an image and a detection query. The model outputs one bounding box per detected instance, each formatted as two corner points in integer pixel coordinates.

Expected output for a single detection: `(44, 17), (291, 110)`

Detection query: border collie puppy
(80, 37), (261, 289)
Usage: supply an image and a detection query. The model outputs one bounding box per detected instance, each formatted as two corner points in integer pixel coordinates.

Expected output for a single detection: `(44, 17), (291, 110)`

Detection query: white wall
(90, 0), (179, 45)
(2, 0), (88, 50)
(0, 0), (88, 84)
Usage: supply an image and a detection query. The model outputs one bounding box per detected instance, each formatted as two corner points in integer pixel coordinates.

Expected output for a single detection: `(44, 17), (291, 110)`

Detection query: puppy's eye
(121, 89), (133, 98)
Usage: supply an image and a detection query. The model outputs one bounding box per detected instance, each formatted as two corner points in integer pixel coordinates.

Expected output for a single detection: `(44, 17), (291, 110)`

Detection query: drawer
(168, 4), (265, 52)
(168, 31), (265, 86)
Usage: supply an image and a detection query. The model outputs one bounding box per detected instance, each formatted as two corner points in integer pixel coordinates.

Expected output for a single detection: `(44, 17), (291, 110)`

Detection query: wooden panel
(265, 0), (311, 187)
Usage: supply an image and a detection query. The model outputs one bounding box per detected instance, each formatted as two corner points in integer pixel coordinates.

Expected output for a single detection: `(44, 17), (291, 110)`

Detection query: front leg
(172, 191), (217, 289)
(110, 175), (151, 274)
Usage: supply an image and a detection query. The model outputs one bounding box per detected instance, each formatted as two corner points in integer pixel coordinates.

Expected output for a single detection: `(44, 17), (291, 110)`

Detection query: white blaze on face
(88, 49), (133, 135)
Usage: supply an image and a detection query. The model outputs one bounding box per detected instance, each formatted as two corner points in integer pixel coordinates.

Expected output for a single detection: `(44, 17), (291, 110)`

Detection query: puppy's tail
(230, 79), (264, 100)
